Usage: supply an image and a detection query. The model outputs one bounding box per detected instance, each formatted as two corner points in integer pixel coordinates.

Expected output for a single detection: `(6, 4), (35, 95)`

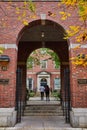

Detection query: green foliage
(27, 48), (60, 69)
(45, 48), (60, 68)
(29, 90), (35, 97)
(28, 0), (36, 12)
(52, 90), (61, 100)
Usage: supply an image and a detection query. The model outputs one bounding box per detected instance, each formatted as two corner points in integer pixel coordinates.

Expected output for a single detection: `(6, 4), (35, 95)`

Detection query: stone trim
(69, 44), (87, 49)
(0, 108), (17, 127)
(0, 44), (18, 50)
(70, 108), (87, 128)
(27, 72), (60, 74)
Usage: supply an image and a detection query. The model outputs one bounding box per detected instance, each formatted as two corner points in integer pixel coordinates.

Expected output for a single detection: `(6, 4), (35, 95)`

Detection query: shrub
(52, 90), (60, 100)
(29, 90), (35, 97)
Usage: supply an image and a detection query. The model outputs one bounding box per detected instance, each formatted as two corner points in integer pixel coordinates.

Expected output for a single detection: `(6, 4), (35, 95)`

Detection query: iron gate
(63, 67), (71, 123)
(15, 68), (22, 123)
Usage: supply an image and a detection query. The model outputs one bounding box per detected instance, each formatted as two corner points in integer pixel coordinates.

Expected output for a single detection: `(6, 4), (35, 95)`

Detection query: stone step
(24, 112), (63, 116)
(25, 105), (62, 110)
(24, 104), (63, 116)
(24, 109), (63, 113)
(0, 127), (83, 130)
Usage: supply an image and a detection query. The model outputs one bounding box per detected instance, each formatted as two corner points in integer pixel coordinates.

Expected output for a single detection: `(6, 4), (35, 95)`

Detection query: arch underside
(18, 20), (69, 63)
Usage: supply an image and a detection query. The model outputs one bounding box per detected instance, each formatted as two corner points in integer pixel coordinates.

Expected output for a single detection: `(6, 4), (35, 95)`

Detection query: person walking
(45, 84), (50, 101)
(39, 85), (45, 100)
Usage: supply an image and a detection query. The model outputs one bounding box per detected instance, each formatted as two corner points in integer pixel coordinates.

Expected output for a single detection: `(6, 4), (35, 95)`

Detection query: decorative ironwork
(63, 67), (71, 123)
(15, 68), (22, 123)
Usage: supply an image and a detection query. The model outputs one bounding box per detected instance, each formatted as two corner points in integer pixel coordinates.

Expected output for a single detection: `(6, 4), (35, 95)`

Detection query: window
(54, 78), (60, 90)
(41, 60), (47, 69)
(28, 78), (33, 90)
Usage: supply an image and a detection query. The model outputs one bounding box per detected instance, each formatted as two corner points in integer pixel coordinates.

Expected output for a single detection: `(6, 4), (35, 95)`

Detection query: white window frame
(40, 60), (47, 69)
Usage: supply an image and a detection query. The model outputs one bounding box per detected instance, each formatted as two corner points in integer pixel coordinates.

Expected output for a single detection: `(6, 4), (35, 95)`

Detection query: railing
(15, 68), (22, 123)
(63, 67), (71, 123)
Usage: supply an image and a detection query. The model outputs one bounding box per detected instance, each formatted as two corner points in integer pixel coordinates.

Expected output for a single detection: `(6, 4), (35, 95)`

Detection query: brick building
(27, 49), (60, 92)
(0, 0), (87, 128)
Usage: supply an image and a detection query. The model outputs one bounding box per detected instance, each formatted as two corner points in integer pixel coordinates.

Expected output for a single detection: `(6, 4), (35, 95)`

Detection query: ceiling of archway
(18, 20), (69, 63)
(20, 24), (65, 42)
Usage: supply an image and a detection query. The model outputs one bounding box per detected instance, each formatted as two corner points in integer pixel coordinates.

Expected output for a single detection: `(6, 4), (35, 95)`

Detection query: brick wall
(0, 1), (87, 108)
(0, 48), (17, 107)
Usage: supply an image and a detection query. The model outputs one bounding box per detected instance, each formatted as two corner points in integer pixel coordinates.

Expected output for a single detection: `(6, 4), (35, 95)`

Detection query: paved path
(15, 97), (71, 128)
(0, 97), (85, 130)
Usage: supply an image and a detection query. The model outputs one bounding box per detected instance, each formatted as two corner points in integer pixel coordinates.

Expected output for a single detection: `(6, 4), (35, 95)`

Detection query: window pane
(41, 60), (47, 69)
(54, 78), (60, 89)
(28, 78), (32, 90)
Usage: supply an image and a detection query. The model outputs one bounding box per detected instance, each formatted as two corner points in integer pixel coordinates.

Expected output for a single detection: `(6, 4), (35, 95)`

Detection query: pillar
(0, 44), (17, 127)
(69, 43), (87, 128)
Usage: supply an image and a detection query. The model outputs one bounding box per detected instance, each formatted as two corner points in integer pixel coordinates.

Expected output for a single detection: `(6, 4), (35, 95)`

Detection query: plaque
(78, 79), (87, 84)
(0, 79), (9, 85)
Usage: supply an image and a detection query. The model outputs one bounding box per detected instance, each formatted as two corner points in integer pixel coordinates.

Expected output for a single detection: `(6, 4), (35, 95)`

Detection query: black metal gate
(15, 68), (22, 123)
(63, 67), (71, 123)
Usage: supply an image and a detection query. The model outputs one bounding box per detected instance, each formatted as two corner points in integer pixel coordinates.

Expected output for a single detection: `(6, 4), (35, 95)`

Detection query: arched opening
(16, 19), (70, 125)
(26, 47), (60, 92)
(40, 78), (47, 86)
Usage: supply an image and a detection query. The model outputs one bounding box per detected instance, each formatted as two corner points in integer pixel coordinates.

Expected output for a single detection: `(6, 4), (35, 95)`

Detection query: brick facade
(27, 57), (60, 91)
(0, 1), (87, 127)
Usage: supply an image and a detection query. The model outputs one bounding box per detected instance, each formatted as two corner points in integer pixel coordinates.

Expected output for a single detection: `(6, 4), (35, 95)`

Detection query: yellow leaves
(22, 11), (26, 17)
(0, 47), (5, 55)
(14, 0), (36, 26)
(64, 26), (80, 39)
(24, 1), (27, 6)
(50, 13), (56, 17)
(22, 20), (29, 26)
(71, 54), (87, 67)
(30, 14), (37, 19)
(16, 7), (20, 11)
(64, 25), (87, 43)
(28, 0), (36, 12)
(48, 11), (56, 17)
(76, 31), (87, 43)
(83, 62), (87, 67)
(61, 0), (77, 6)
(78, 0), (87, 21)
(69, 26), (80, 34)
(17, 16), (21, 21)
(0, 50), (3, 55)
(59, 11), (71, 20)
(60, 0), (87, 45)
(15, 7), (20, 14)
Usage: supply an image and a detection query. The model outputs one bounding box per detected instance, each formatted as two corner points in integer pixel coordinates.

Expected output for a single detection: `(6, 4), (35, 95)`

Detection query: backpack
(45, 85), (49, 92)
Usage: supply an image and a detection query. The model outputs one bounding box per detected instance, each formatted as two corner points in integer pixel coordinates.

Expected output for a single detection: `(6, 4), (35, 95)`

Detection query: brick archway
(0, 1), (87, 127)
(17, 19), (69, 63)
(12, 18), (87, 127)
(17, 19), (71, 124)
